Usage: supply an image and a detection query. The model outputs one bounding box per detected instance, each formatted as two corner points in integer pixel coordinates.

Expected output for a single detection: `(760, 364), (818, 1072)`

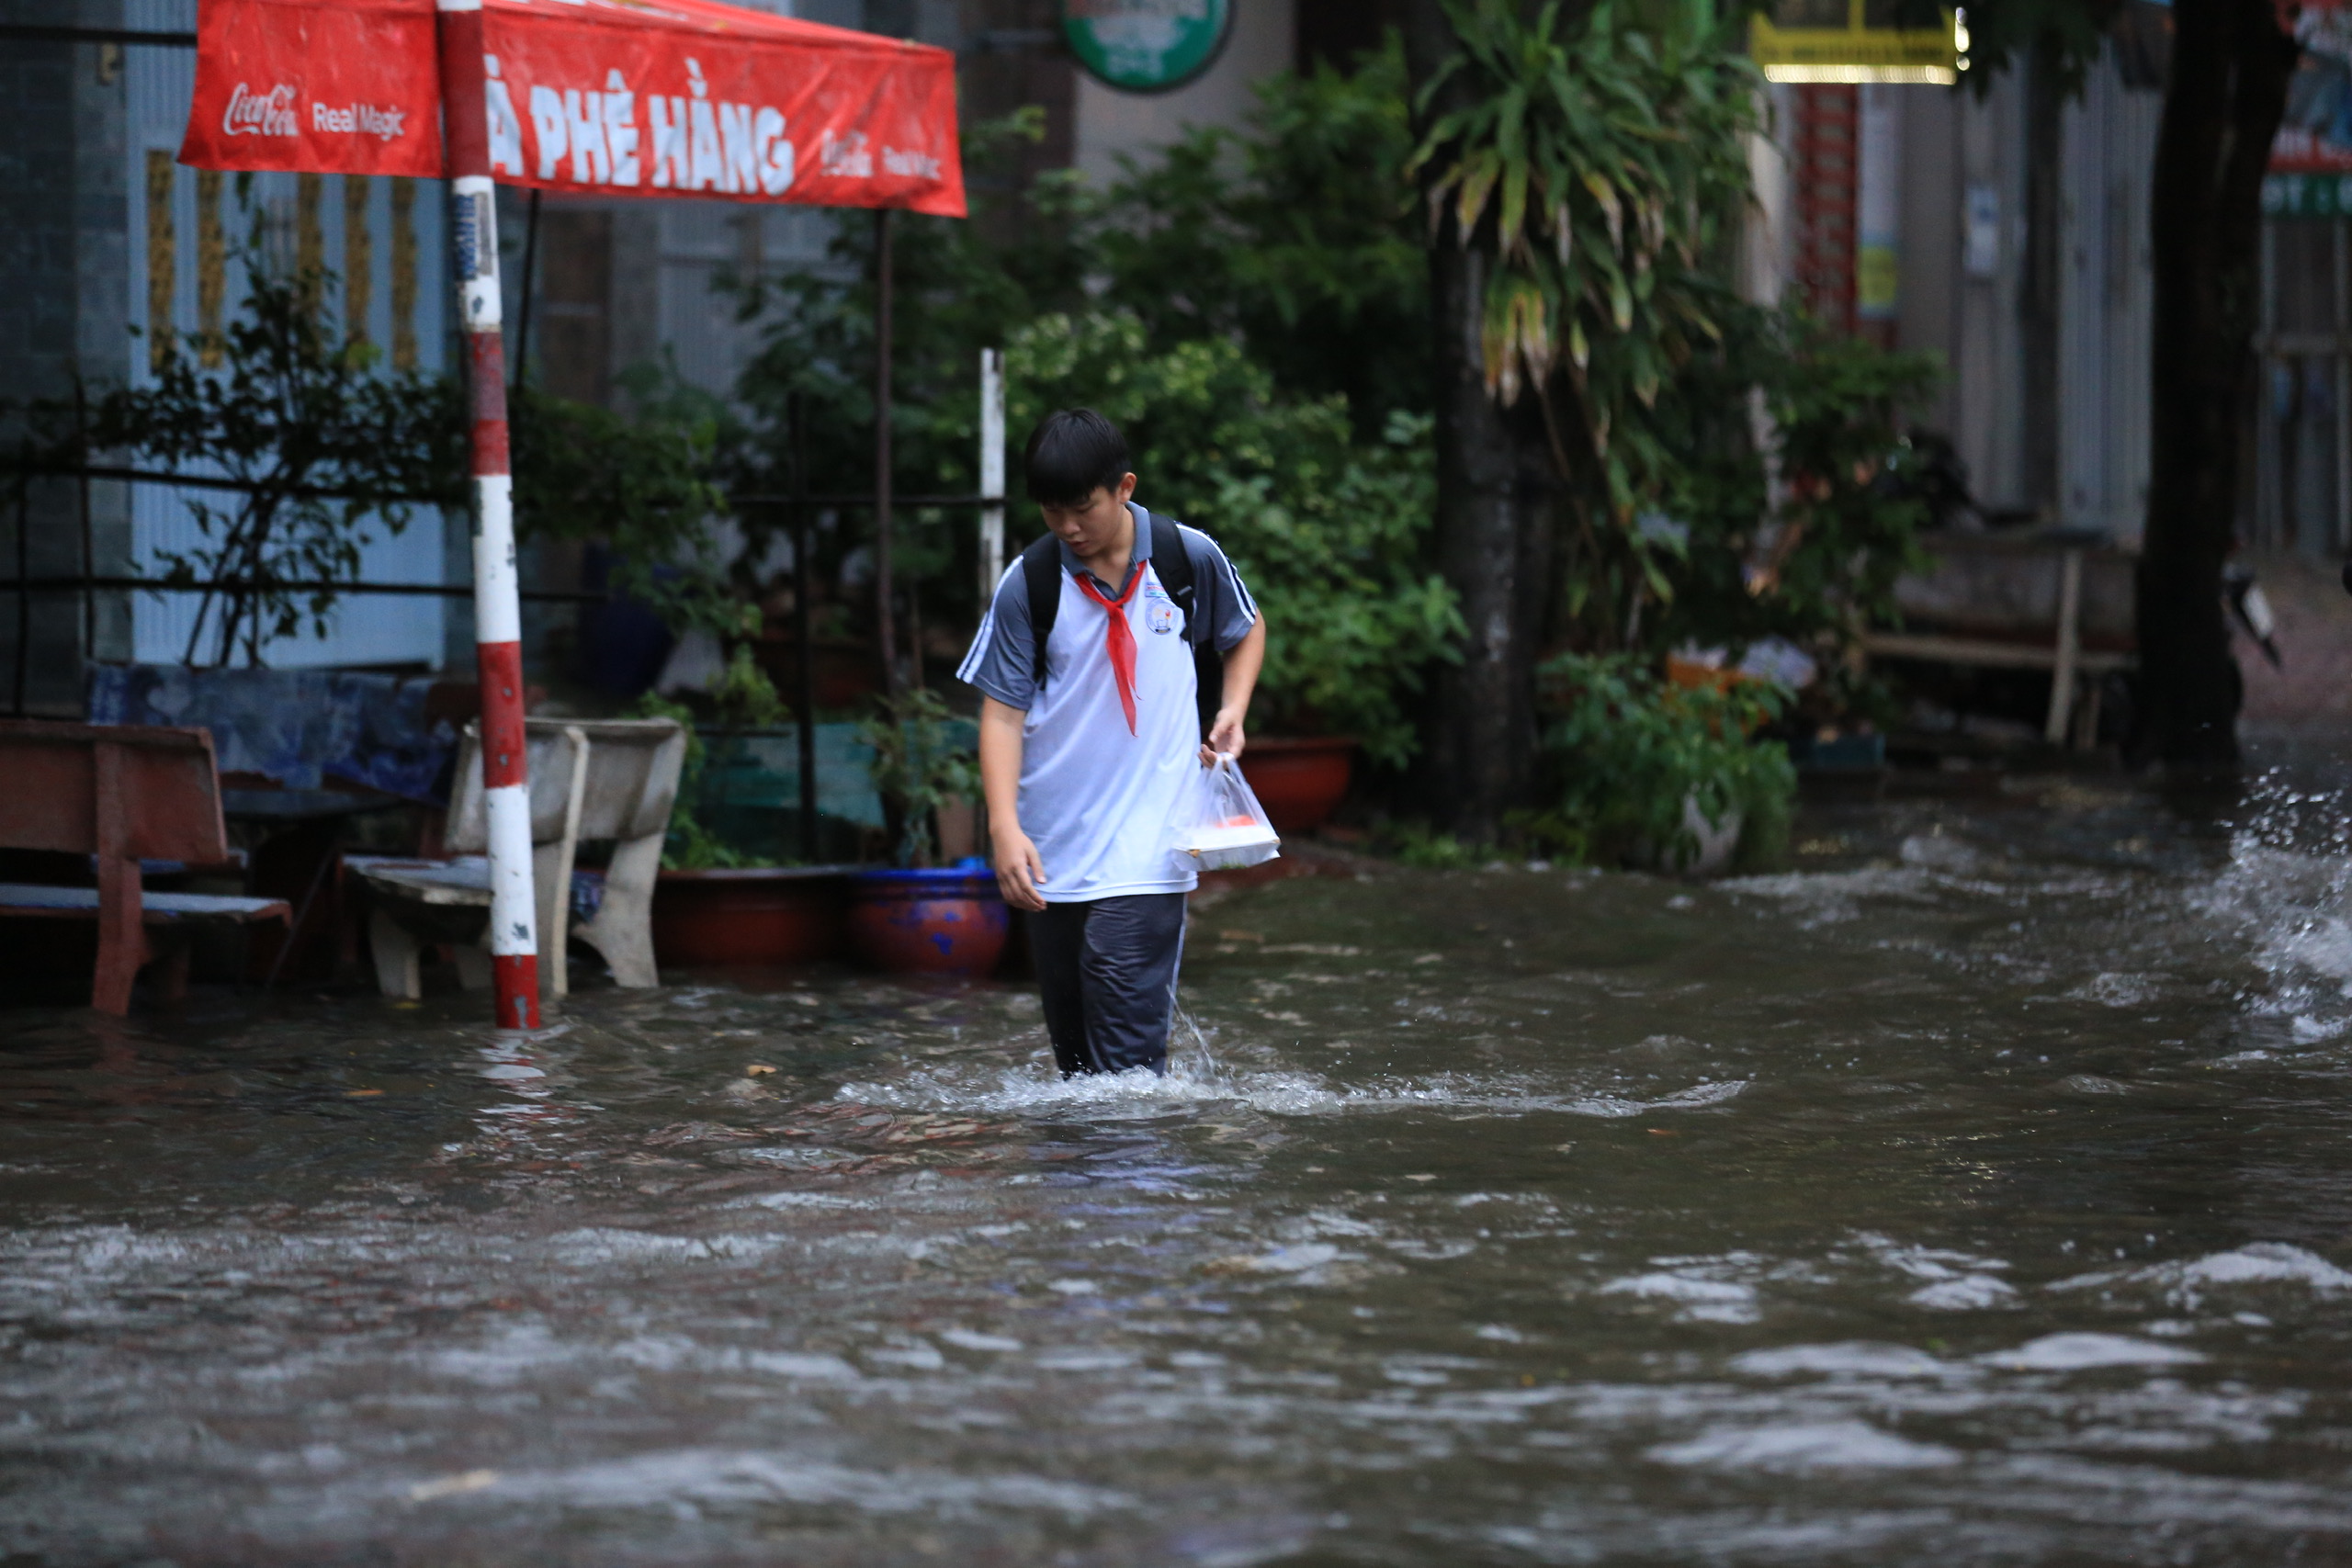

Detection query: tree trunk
(2138, 0), (2296, 766)
(2020, 43), (2064, 514)
(1406, 0), (1556, 842)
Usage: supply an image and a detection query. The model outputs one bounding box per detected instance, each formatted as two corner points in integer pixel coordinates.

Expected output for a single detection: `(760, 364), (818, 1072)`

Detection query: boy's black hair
(1023, 409), (1131, 506)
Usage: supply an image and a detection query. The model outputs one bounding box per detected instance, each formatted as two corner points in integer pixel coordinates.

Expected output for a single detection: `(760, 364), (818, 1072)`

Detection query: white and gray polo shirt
(956, 502), (1259, 903)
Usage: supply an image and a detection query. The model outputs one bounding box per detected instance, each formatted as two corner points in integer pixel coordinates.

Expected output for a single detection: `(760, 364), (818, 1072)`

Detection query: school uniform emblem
(1144, 592), (1180, 635)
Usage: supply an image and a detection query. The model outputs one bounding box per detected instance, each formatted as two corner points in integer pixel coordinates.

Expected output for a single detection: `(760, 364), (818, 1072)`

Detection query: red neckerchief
(1072, 561), (1145, 735)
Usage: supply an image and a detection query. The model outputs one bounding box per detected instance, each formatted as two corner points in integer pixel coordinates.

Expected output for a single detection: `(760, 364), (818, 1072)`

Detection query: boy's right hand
(993, 829), (1047, 912)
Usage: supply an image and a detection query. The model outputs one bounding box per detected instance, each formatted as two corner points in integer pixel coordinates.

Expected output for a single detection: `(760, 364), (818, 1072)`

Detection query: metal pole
(0, 572), (606, 602)
(2261, 218), (2278, 547)
(872, 206), (899, 699)
(978, 346), (1004, 607)
(437, 0), (539, 1030)
(791, 393), (819, 864)
(907, 541), (925, 692)
(2335, 218), (2349, 553)
(13, 485), (27, 717)
(76, 381), (94, 663)
(0, 24), (197, 45)
(513, 188), (541, 389)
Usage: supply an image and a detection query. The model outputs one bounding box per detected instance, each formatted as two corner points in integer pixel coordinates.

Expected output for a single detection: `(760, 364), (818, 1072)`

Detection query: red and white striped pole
(437, 0), (539, 1030)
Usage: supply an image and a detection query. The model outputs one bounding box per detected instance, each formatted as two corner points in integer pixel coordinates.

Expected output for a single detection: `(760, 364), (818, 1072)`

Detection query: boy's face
(1039, 473), (1138, 560)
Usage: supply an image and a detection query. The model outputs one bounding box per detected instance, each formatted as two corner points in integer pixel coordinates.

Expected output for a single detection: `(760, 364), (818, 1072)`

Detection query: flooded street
(8, 747), (2352, 1565)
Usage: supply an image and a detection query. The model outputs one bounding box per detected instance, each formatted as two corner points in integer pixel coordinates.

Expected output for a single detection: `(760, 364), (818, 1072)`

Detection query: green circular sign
(1061, 0), (1234, 94)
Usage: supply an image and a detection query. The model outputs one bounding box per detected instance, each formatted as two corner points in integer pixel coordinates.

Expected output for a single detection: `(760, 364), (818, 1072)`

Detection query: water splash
(838, 1048), (1750, 1124)
(1170, 998), (1228, 1087)
(2197, 771), (2352, 1033)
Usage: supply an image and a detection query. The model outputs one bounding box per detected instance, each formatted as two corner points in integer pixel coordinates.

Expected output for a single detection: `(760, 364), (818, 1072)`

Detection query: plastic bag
(1170, 754), (1282, 872)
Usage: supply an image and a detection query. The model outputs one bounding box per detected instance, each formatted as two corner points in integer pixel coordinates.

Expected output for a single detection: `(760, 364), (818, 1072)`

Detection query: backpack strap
(1147, 511), (1197, 640)
(1147, 511), (1224, 743)
(1020, 532), (1061, 693)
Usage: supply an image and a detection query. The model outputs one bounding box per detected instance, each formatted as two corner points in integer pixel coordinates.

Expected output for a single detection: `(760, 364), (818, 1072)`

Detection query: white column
(978, 346), (1005, 604)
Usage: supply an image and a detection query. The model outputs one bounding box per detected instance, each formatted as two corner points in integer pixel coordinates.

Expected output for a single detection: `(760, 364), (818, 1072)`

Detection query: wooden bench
(0, 719), (289, 1013)
(1866, 538), (2139, 749)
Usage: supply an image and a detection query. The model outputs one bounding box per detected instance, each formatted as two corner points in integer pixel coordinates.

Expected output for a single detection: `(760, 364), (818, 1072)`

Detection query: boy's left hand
(1200, 706), (1246, 764)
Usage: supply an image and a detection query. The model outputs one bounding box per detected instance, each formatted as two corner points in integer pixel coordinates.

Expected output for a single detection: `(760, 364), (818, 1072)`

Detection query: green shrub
(1521, 651), (1795, 870)
(1090, 38), (1427, 429)
(1645, 310), (1939, 714)
(510, 376), (736, 635)
(624, 634), (792, 871)
(1376, 822), (1488, 868)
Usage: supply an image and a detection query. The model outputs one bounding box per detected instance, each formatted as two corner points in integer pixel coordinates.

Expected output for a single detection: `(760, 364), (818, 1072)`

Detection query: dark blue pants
(1030, 893), (1187, 1076)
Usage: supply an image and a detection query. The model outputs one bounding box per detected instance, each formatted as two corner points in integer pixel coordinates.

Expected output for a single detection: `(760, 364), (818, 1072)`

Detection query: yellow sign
(1857, 243), (1898, 315)
(1750, 0), (1960, 85)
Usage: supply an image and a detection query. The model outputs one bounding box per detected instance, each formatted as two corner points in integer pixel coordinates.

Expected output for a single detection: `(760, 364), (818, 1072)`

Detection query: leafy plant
(626, 691), (765, 871)
(1375, 821), (1488, 869)
(622, 618), (793, 869)
(707, 631), (789, 729)
(1410, 0), (1774, 664)
(1410, 0), (1758, 470)
(16, 250), (459, 666)
(1522, 651), (1795, 870)
(9, 226), (744, 668)
(858, 686), (979, 868)
(1201, 409), (1457, 765)
(1646, 309), (1940, 712)
(1089, 39), (1429, 430)
(510, 376), (735, 636)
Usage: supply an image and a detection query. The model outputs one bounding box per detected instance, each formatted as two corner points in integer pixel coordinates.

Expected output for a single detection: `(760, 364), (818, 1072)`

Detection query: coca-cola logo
(222, 82), (298, 137)
(819, 130), (870, 180)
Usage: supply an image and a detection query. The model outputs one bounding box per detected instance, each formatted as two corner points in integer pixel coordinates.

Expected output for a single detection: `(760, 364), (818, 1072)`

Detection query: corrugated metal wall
(2249, 220), (2350, 558)
(2055, 52), (2161, 544)
(1946, 68), (2032, 514)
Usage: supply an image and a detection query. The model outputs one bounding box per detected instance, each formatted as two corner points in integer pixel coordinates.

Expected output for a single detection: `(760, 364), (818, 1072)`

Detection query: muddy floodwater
(9, 750), (2352, 1565)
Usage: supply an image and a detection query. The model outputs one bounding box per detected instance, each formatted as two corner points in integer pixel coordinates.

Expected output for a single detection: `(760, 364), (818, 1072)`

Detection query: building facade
(18, 1), (2322, 713)
(4, 0), (454, 710)
(1750, 39), (2343, 567)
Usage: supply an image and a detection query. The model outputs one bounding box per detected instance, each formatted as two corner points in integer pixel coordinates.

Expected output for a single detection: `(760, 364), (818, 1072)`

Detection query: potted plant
(1518, 652), (1796, 876)
(1234, 736), (1358, 833)
(639, 649), (857, 968)
(846, 690), (1007, 976)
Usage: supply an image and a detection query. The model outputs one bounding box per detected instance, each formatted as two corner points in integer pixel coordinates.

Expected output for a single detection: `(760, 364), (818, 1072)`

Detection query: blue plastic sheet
(86, 665), (459, 803)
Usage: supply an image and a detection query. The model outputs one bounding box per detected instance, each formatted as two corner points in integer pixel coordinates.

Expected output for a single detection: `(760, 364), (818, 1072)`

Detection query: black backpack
(1021, 510), (1222, 740)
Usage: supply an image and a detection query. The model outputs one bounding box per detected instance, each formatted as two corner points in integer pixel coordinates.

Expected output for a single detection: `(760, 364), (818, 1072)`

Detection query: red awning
(179, 0), (965, 217)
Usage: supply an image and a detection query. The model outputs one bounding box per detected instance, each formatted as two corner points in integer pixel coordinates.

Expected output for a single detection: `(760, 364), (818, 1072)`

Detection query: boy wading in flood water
(957, 409), (1266, 1077)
